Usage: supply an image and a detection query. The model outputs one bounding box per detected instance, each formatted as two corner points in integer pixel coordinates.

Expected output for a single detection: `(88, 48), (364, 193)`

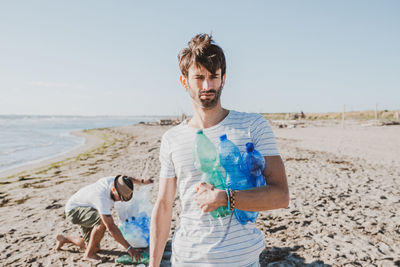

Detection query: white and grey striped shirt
(159, 110), (280, 266)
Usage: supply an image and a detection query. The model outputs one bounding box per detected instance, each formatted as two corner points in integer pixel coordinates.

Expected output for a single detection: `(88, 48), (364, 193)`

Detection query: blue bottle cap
(246, 142), (254, 152)
(219, 134), (227, 141)
(197, 129), (203, 134)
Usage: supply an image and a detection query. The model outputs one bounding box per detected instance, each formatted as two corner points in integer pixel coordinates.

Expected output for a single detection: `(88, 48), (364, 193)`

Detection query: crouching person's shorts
(66, 207), (101, 244)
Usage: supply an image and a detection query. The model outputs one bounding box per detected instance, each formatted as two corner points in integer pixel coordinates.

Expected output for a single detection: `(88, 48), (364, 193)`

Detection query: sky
(0, 0), (399, 116)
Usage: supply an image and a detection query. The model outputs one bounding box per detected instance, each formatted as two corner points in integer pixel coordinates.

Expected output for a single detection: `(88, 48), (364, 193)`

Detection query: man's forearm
(232, 184), (289, 211)
(233, 155), (289, 211)
(107, 224), (130, 249)
(214, 184), (289, 212)
(149, 200), (172, 267)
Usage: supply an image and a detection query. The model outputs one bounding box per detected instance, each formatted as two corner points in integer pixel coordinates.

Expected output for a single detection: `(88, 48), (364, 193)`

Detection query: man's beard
(189, 85), (223, 109)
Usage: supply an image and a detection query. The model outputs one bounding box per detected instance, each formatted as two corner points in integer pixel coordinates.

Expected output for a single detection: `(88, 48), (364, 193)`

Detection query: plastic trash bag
(114, 184), (153, 248)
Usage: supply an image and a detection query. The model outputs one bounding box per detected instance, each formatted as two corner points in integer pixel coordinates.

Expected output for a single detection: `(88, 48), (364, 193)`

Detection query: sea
(0, 115), (161, 173)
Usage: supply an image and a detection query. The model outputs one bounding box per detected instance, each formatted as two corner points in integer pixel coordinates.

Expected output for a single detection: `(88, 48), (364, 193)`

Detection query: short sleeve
(250, 114), (280, 156)
(159, 133), (176, 179)
(95, 196), (112, 215)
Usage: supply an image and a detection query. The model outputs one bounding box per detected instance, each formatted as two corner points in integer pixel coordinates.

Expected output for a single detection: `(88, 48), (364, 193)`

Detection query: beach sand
(0, 122), (399, 266)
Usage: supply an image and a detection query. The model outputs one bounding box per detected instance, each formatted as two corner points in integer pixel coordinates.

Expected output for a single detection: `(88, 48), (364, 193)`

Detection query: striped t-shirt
(159, 110), (280, 266)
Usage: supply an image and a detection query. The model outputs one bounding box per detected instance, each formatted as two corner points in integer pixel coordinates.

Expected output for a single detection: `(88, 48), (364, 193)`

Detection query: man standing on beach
(56, 175), (153, 262)
(149, 34), (289, 266)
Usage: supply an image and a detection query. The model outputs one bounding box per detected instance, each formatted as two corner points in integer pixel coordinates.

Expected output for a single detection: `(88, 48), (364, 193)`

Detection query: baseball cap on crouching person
(114, 175), (134, 201)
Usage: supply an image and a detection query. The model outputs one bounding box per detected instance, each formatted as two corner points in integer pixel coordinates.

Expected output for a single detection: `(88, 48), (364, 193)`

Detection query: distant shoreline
(0, 132), (85, 174)
(0, 130), (104, 179)
(1, 111), (399, 179)
(0, 116), (172, 179)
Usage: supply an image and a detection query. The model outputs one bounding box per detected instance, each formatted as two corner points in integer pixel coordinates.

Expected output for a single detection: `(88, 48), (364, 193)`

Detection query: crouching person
(56, 175), (153, 262)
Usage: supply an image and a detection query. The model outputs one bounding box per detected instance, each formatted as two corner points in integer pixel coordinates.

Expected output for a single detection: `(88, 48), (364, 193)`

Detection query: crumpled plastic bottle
(194, 130), (231, 218)
(241, 142), (266, 187)
(218, 134), (258, 224)
(115, 251), (149, 265)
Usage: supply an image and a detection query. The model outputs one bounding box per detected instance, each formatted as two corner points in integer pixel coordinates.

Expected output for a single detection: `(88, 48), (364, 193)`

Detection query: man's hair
(178, 33), (226, 78)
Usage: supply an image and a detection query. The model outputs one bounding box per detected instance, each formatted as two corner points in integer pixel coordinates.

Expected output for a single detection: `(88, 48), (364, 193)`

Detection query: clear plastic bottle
(218, 134), (257, 224)
(241, 142), (266, 187)
(194, 130), (231, 218)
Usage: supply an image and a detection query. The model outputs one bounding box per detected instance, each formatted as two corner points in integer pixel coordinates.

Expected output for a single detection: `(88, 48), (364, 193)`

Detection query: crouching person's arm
(101, 214), (142, 261)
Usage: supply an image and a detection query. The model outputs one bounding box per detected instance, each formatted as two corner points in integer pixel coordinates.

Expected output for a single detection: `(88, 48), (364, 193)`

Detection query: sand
(0, 121), (399, 266)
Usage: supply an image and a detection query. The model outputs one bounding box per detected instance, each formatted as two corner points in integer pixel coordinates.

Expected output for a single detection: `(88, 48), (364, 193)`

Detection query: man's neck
(188, 103), (229, 129)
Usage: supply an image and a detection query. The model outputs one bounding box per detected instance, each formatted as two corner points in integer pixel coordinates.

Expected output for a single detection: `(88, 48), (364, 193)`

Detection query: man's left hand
(142, 178), (154, 185)
(195, 182), (226, 212)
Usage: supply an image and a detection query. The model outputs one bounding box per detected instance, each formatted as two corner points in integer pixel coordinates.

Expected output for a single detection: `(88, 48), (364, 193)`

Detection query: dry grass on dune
(262, 110), (400, 121)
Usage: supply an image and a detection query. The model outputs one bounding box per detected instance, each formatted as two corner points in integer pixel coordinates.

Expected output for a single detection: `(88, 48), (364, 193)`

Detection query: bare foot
(84, 253), (102, 262)
(56, 234), (67, 251)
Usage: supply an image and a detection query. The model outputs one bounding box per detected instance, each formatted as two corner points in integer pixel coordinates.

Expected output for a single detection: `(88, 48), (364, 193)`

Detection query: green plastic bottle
(115, 251), (149, 265)
(194, 130), (231, 218)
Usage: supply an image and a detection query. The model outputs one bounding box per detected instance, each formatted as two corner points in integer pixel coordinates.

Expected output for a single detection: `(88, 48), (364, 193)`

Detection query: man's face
(182, 64), (225, 109)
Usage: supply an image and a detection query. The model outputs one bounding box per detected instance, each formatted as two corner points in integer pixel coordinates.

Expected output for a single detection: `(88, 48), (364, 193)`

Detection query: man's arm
(101, 214), (131, 248)
(101, 214), (142, 261)
(196, 155), (289, 212)
(149, 177), (177, 267)
(127, 176), (154, 185)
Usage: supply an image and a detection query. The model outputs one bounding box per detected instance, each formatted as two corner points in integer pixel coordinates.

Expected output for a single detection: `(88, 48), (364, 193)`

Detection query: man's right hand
(195, 182), (226, 212)
(128, 246), (142, 262)
(100, 214), (141, 261)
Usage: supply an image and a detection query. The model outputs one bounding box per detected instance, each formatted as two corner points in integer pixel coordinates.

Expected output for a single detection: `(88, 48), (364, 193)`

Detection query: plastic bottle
(241, 142), (266, 187)
(193, 130), (231, 218)
(218, 134), (249, 190)
(218, 134), (257, 224)
(115, 251), (149, 265)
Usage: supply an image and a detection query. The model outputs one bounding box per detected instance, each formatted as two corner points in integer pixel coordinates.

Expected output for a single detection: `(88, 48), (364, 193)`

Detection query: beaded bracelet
(225, 188), (230, 210)
(227, 188), (236, 210)
(230, 189), (236, 210)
